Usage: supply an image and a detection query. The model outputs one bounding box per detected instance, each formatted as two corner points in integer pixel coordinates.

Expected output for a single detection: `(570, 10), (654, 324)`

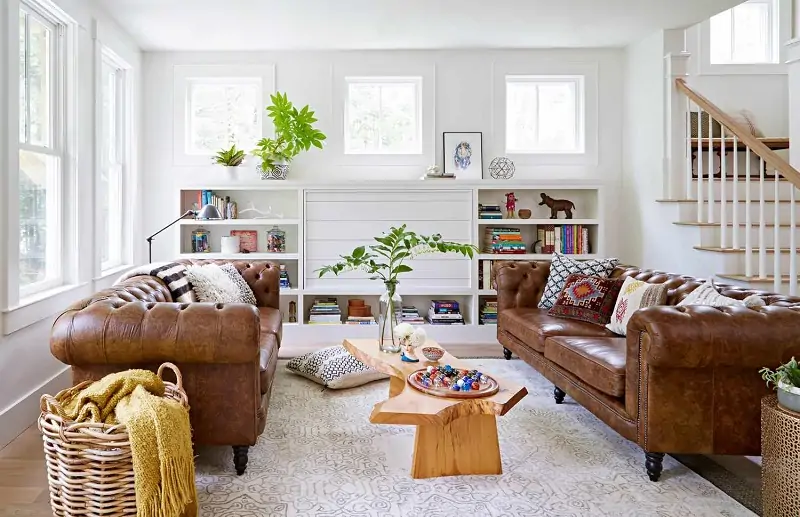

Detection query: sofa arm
(493, 261), (551, 311)
(51, 300), (261, 366)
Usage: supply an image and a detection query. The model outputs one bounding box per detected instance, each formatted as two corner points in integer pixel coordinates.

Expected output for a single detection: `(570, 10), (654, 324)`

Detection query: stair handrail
(675, 78), (800, 189)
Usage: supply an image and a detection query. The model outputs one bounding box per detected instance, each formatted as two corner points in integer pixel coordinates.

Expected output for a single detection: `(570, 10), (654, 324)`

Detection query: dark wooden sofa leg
(645, 452), (665, 481)
(553, 386), (566, 404)
(503, 347), (512, 360)
(233, 445), (250, 475)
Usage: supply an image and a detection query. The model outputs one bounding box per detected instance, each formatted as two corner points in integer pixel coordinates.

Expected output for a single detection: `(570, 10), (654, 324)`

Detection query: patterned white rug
(194, 359), (755, 516)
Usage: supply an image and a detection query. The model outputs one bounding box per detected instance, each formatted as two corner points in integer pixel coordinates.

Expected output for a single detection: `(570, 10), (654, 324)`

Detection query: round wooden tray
(407, 369), (500, 399)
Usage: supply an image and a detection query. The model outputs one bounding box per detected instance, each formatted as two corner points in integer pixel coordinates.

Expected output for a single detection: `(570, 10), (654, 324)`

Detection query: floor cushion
(287, 345), (388, 389)
(499, 308), (617, 353)
(544, 336), (627, 397)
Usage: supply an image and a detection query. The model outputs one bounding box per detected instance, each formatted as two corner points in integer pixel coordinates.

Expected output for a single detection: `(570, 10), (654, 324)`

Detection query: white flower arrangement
(393, 323), (427, 347)
(394, 322), (414, 340)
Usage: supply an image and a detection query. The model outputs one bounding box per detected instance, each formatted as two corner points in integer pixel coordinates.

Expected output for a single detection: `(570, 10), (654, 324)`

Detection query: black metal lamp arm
(146, 210), (195, 263)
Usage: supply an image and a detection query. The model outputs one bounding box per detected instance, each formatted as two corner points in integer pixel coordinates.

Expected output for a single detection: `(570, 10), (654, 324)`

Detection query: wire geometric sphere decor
(489, 157), (515, 180)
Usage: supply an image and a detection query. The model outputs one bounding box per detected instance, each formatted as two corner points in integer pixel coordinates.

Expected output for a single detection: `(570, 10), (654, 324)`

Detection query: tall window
(710, 0), (778, 64)
(99, 49), (129, 271)
(505, 75), (585, 154)
(344, 77), (422, 154)
(18, 2), (64, 297)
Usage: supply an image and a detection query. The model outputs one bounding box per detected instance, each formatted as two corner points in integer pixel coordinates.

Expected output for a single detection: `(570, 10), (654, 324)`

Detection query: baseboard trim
(0, 366), (70, 449)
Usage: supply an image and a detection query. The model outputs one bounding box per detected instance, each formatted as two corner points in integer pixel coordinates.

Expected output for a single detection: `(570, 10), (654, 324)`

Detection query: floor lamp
(146, 204), (223, 263)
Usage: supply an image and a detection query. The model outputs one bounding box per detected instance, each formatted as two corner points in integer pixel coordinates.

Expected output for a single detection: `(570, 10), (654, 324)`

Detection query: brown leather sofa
(495, 261), (800, 481)
(50, 259), (282, 475)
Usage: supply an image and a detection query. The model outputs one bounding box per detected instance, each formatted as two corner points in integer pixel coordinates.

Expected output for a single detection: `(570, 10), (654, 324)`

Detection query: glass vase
(378, 281), (402, 353)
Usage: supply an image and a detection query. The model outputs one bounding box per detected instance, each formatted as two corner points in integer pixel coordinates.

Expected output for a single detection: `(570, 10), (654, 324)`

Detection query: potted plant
(252, 92), (326, 180)
(760, 357), (800, 412)
(213, 144), (246, 179)
(316, 225), (477, 353)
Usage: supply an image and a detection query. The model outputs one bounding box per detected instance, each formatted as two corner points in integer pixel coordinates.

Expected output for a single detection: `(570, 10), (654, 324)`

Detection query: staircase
(661, 76), (798, 295)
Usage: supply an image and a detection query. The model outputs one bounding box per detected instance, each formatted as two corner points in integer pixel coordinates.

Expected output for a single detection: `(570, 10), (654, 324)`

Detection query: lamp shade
(196, 204), (224, 220)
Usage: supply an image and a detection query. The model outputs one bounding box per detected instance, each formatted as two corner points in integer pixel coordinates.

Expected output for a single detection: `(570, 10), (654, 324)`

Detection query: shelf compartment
(179, 218), (300, 226)
(478, 218), (598, 226)
(178, 252), (299, 260)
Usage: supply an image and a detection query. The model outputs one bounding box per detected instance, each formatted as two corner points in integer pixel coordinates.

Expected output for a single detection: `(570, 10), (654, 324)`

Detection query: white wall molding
(787, 38), (800, 169)
(0, 367), (69, 449)
(664, 52), (691, 200)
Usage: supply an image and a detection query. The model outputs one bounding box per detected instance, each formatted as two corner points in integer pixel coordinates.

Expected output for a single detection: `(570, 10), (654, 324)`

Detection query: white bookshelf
(174, 181), (604, 345)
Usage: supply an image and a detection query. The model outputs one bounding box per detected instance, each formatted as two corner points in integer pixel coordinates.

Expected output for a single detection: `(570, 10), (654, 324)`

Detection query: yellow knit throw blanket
(62, 369), (196, 517)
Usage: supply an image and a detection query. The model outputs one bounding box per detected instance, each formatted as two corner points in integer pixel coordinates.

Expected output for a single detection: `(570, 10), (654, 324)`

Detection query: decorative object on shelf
(146, 207), (217, 263)
(238, 202), (283, 220)
(533, 240), (543, 254)
(315, 224), (477, 353)
(195, 203), (224, 220)
(191, 228), (211, 253)
(488, 157), (515, 180)
(539, 193), (575, 219)
(443, 132), (482, 180)
(230, 230), (258, 252)
(421, 164), (454, 180)
(761, 357), (800, 413)
(421, 346), (445, 362)
(395, 323), (427, 363)
(504, 192), (517, 219)
(761, 395), (800, 517)
(288, 301), (297, 323)
(251, 91), (326, 180)
(518, 208), (532, 219)
(221, 235), (240, 255)
(279, 264), (291, 288)
(225, 197), (238, 219)
(407, 365), (499, 398)
(266, 226), (286, 253)
(213, 144), (245, 180)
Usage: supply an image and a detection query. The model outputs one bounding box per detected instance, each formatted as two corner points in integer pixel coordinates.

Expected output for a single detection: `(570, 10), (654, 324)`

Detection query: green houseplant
(760, 357), (800, 412)
(252, 92), (326, 179)
(316, 225), (477, 352)
(213, 144), (246, 166)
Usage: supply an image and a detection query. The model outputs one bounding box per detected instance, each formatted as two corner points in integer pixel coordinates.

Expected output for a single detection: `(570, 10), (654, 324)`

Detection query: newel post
(664, 51), (691, 200)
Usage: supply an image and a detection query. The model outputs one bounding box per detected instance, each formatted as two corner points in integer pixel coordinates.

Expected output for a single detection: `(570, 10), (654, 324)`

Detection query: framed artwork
(443, 132), (483, 179)
(230, 230), (258, 252)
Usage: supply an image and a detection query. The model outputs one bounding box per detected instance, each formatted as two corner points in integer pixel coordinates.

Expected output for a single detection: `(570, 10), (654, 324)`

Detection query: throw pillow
(185, 264), (243, 304)
(606, 276), (669, 336)
(220, 263), (257, 305)
(286, 345), (388, 389)
(539, 253), (620, 309)
(548, 274), (624, 325)
(150, 262), (198, 303)
(677, 278), (765, 308)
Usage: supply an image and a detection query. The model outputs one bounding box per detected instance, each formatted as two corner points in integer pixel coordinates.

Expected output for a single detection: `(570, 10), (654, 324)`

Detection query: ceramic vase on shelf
(258, 160), (289, 180)
(377, 281), (402, 353)
(223, 165), (241, 181)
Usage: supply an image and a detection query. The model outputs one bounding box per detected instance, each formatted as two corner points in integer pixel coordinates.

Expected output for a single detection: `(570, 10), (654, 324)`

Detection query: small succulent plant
(760, 357), (800, 390)
(213, 144), (246, 167)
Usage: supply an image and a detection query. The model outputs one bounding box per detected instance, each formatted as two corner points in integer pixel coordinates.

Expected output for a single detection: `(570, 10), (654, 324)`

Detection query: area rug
(194, 359), (756, 516)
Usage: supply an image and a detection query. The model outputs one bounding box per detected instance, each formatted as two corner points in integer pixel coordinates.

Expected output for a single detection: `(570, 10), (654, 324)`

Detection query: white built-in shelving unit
(176, 180), (604, 345)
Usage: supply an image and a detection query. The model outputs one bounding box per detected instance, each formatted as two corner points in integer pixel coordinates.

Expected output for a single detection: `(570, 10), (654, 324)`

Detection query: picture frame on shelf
(230, 230), (258, 252)
(443, 132), (483, 180)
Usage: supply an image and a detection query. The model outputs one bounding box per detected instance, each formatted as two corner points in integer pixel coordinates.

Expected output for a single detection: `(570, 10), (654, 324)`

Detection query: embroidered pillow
(548, 274), (624, 325)
(677, 278), (765, 308)
(286, 345), (387, 389)
(606, 276), (669, 335)
(184, 264), (243, 304)
(538, 253), (620, 309)
(219, 263), (257, 305)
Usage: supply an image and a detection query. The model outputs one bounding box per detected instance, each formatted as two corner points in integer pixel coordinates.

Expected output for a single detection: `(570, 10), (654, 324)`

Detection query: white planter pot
(223, 166), (242, 180)
(777, 381), (800, 413)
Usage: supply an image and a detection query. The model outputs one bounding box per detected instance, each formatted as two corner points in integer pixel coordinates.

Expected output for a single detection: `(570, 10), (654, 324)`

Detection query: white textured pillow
(219, 263), (257, 305)
(286, 345), (387, 389)
(677, 279), (765, 308)
(185, 264), (243, 304)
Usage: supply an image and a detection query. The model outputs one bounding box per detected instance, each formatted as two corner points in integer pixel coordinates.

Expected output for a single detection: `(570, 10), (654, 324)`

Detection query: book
(230, 230), (258, 252)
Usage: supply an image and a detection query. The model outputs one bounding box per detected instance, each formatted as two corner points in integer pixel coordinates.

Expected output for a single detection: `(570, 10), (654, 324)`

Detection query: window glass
(187, 80), (261, 154)
(345, 79), (421, 154)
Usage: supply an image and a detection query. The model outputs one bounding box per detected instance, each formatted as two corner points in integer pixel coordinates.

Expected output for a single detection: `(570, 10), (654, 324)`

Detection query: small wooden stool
(761, 395), (800, 517)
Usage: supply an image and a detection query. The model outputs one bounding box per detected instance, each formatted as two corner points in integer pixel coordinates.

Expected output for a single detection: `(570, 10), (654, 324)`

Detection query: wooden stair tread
(717, 273), (795, 282)
(674, 221), (789, 227)
(695, 246), (800, 253)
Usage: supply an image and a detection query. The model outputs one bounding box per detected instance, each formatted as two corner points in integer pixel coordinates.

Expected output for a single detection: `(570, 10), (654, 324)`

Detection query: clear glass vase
(378, 281), (402, 353)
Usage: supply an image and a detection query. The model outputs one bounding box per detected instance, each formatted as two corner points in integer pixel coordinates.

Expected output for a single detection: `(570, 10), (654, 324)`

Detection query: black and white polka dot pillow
(286, 345), (388, 389)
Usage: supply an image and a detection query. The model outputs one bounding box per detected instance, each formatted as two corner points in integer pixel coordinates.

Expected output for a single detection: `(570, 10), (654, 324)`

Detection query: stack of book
(537, 225), (591, 254)
(279, 264), (291, 289)
(480, 299), (498, 325)
(483, 227), (526, 254)
(346, 299), (375, 325)
(309, 298), (342, 325)
(478, 204), (503, 220)
(346, 316), (376, 325)
(479, 259), (494, 290)
(198, 190), (237, 219)
(427, 300), (465, 325)
(401, 306), (425, 324)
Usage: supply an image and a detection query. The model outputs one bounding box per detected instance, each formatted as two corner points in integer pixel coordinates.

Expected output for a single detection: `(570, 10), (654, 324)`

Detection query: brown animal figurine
(539, 193), (575, 219)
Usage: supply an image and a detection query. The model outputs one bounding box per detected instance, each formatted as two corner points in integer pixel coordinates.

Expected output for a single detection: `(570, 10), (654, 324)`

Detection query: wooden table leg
(410, 414), (502, 478)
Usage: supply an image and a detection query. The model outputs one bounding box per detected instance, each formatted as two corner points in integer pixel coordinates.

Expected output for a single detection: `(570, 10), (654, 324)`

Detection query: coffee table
(343, 338), (527, 479)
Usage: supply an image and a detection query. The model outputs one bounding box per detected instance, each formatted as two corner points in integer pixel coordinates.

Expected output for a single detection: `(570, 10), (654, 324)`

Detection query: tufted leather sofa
(50, 259), (282, 475)
(494, 261), (800, 481)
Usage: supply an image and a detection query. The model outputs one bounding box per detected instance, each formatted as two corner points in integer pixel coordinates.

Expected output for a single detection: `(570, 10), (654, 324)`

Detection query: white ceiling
(97, 0), (742, 52)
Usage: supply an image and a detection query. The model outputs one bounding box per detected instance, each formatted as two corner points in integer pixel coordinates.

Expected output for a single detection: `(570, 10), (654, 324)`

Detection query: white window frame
(343, 76), (424, 156)
(172, 64), (275, 167)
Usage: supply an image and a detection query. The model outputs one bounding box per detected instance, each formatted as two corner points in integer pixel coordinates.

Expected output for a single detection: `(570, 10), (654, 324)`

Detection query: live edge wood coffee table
(343, 338), (527, 479)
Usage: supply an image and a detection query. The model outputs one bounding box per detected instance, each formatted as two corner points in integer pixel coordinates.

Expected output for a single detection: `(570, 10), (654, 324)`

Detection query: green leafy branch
(252, 92), (327, 170)
(760, 357), (800, 390)
(213, 144), (245, 166)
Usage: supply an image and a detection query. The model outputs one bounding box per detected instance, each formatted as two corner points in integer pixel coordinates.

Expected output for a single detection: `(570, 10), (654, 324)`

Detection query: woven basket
(38, 363), (189, 517)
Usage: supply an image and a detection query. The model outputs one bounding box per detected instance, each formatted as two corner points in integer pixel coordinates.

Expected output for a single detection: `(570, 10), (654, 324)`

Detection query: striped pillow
(150, 262), (197, 303)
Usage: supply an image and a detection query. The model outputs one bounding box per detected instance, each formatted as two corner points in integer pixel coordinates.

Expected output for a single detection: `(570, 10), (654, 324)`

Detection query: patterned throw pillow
(548, 274), (624, 325)
(538, 253), (620, 309)
(220, 263), (257, 305)
(287, 345), (387, 389)
(606, 276), (669, 336)
(185, 264), (244, 304)
(150, 262), (198, 303)
(677, 278), (764, 308)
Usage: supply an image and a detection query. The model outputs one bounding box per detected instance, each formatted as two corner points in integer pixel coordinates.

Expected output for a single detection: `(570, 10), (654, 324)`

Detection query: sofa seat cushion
(544, 337), (627, 397)
(500, 308), (616, 353)
(258, 307), (283, 347)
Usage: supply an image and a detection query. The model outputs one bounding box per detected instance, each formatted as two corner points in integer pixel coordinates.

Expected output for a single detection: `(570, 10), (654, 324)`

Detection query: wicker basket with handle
(38, 363), (189, 517)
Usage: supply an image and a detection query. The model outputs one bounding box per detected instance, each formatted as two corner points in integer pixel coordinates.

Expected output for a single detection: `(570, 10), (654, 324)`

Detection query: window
(99, 49), (129, 271)
(18, 2), (65, 297)
(185, 78), (262, 155)
(344, 77), (422, 154)
(505, 75), (585, 154)
(710, 0), (778, 64)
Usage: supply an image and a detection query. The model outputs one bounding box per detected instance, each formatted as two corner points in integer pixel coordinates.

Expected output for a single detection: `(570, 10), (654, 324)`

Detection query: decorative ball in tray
(407, 364), (499, 399)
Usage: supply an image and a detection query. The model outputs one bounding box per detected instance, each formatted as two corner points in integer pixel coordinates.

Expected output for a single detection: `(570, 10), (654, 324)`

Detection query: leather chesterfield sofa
(494, 261), (800, 481)
(50, 259), (282, 475)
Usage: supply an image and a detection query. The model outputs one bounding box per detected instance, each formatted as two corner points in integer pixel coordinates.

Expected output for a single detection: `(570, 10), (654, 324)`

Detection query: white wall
(0, 0), (142, 448)
(142, 49), (624, 261)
